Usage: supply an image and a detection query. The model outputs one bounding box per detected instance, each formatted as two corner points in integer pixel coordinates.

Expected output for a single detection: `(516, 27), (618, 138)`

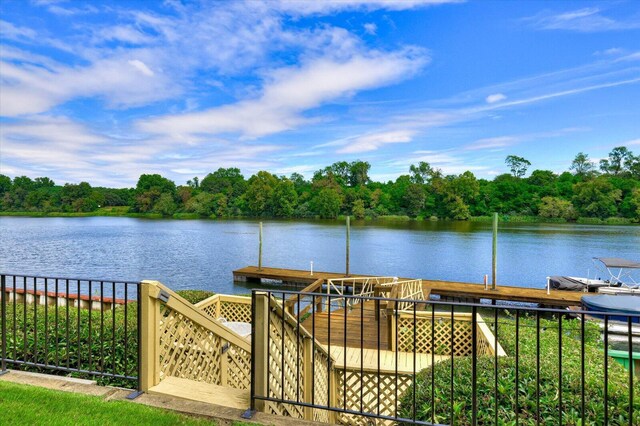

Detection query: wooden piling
(258, 221), (263, 271)
(492, 212), (498, 290)
(346, 216), (350, 277)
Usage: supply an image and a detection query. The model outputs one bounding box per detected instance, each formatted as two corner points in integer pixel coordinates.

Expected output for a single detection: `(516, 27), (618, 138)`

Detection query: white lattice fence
(266, 305), (306, 419)
(312, 347), (332, 423)
(158, 303), (223, 383)
(148, 284), (252, 392)
(196, 294), (252, 323)
(220, 299), (252, 323)
(336, 370), (413, 426)
(396, 312), (495, 356)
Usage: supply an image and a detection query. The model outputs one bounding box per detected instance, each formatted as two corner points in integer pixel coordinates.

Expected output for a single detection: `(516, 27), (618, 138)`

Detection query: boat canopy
(582, 295), (640, 315)
(595, 257), (640, 269)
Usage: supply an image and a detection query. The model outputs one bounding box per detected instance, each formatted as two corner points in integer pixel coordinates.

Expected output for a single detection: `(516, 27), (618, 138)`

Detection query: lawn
(0, 381), (258, 426)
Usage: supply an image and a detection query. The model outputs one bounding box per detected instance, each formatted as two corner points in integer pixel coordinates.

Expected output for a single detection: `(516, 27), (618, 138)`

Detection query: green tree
(409, 162), (438, 184)
(572, 178), (622, 218)
(505, 155), (531, 178)
(569, 152), (595, 176)
(133, 174), (176, 213)
(599, 146), (633, 175)
(404, 184), (425, 218)
(272, 178), (298, 217)
(352, 199), (366, 219)
(311, 188), (342, 218)
(244, 171), (278, 216)
(629, 188), (640, 221)
(185, 192), (215, 216)
(153, 193), (177, 216)
(0, 174), (11, 194)
(348, 161), (371, 187)
(200, 168), (246, 200)
(538, 196), (576, 220)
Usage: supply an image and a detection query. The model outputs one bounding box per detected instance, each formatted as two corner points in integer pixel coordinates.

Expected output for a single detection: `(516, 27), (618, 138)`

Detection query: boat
(550, 257), (640, 295)
(581, 295), (640, 324)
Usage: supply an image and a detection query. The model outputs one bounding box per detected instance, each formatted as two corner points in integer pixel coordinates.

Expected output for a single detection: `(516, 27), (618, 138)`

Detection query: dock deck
(233, 265), (584, 306)
(301, 300), (388, 350)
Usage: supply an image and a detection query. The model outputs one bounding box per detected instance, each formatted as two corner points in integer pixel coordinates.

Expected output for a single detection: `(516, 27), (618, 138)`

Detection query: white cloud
(128, 59), (154, 77)
(137, 50), (427, 139)
(338, 130), (415, 153)
(273, 0), (464, 15)
(0, 53), (176, 116)
(623, 138), (640, 146)
(524, 8), (640, 32)
(485, 93), (506, 104)
(465, 136), (519, 150)
(364, 23), (378, 35)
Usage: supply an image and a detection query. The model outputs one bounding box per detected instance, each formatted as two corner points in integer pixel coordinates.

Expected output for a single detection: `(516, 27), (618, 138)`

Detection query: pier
(233, 265), (585, 306)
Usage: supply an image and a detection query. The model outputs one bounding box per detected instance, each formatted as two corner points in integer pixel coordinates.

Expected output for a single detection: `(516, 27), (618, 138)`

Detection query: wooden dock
(233, 265), (585, 306)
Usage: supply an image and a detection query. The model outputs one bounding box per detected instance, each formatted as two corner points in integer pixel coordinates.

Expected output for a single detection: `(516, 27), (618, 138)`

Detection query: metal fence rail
(250, 289), (640, 425)
(0, 273), (141, 394)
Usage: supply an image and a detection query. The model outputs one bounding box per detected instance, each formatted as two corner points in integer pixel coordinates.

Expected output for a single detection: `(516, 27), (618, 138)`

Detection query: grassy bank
(1, 209), (637, 225)
(0, 381), (214, 426)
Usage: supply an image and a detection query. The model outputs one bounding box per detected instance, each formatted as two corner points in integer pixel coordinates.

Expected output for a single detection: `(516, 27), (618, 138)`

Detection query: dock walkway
(233, 265), (584, 306)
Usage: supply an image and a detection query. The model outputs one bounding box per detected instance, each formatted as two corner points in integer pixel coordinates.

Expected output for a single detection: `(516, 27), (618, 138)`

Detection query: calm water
(0, 216), (638, 294)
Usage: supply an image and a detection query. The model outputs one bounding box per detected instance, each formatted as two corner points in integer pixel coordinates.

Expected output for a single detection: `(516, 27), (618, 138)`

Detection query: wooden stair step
(148, 376), (250, 410)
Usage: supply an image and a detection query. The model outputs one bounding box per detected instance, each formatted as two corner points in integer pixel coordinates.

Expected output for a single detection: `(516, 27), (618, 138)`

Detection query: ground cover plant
(398, 312), (640, 425)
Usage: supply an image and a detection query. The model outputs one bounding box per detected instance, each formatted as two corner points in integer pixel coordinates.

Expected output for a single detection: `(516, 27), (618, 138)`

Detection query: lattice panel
(396, 315), (493, 356)
(312, 347), (332, 423)
(266, 308), (305, 419)
(397, 316), (472, 356)
(336, 369), (413, 426)
(220, 300), (252, 323)
(201, 303), (218, 320)
(158, 304), (223, 384)
(226, 345), (251, 390)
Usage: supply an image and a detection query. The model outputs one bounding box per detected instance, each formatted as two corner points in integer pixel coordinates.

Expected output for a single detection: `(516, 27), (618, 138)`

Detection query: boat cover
(582, 295), (640, 316)
(550, 276), (608, 292)
(595, 257), (640, 269)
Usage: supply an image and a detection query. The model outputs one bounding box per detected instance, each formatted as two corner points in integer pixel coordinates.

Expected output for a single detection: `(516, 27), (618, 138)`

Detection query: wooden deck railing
(196, 293), (252, 323)
(139, 281), (251, 393)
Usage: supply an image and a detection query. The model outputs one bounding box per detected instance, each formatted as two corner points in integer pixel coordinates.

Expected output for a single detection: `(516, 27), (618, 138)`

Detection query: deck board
(148, 376), (250, 409)
(323, 345), (447, 374)
(301, 300), (389, 350)
(234, 266), (584, 306)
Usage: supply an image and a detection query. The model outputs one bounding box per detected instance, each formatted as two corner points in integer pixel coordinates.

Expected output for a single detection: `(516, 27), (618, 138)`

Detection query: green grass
(0, 381), (213, 425)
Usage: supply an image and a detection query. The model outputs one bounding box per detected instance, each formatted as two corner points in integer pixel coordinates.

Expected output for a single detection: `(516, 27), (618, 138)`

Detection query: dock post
(346, 216), (350, 277)
(258, 221), (263, 271)
(492, 212), (498, 290)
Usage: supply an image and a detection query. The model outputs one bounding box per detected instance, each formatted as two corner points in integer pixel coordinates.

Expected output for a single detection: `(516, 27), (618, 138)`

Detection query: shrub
(176, 289), (215, 304)
(398, 313), (639, 425)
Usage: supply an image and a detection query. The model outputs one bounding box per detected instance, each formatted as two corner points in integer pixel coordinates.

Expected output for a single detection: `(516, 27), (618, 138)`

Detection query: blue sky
(1, 0), (639, 187)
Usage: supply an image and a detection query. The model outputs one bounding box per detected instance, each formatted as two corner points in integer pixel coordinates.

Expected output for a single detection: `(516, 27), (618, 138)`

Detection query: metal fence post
(126, 281), (144, 399)
(1, 274), (7, 375)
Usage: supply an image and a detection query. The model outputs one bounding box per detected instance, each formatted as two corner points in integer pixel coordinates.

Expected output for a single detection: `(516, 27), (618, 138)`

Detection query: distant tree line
(1, 146), (639, 222)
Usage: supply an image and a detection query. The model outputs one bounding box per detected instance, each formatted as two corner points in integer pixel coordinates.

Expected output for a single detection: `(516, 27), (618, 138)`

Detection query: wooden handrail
(146, 281), (251, 352)
(284, 278), (323, 315)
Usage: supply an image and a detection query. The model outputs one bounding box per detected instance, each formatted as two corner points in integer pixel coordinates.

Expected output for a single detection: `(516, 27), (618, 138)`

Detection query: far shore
(1, 208), (637, 226)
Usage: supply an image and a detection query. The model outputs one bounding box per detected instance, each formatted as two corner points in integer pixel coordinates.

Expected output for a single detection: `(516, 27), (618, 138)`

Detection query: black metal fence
(250, 289), (640, 425)
(0, 274), (141, 392)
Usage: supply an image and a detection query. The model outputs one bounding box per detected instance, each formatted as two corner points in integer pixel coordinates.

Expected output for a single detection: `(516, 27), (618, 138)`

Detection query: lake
(0, 216), (638, 295)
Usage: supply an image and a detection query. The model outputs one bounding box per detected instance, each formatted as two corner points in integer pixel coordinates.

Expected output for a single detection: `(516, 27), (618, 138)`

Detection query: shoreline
(1, 209), (637, 226)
